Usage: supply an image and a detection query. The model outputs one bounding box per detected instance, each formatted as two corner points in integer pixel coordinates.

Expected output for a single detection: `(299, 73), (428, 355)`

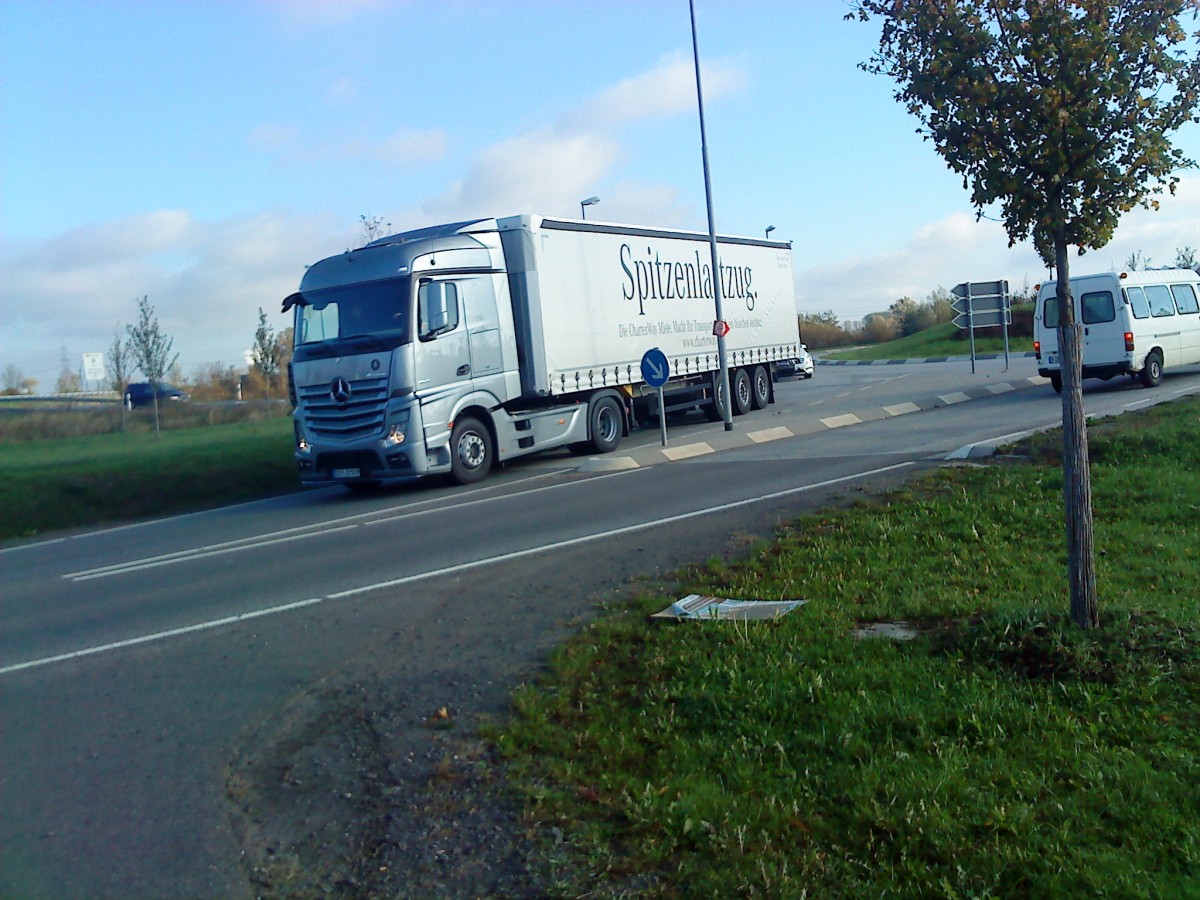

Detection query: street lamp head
(765, 225), (776, 239)
(580, 196), (600, 219)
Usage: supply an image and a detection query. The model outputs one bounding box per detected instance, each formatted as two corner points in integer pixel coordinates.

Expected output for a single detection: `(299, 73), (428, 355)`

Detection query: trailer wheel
(705, 371), (729, 422)
(450, 416), (493, 484)
(587, 395), (623, 453)
(732, 368), (752, 416)
(1050, 372), (1062, 394)
(1140, 351), (1163, 388)
(750, 365), (771, 410)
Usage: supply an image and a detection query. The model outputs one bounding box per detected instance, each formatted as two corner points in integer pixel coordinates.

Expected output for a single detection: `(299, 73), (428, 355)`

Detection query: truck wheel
(750, 365), (771, 410)
(705, 371), (729, 422)
(1140, 351), (1163, 388)
(1050, 372), (1062, 394)
(587, 396), (623, 453)
(732, 368), (752, 416)
(450, 416), (493, 484)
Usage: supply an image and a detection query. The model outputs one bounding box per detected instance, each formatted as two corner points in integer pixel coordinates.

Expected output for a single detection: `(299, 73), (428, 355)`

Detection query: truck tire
(750, 365), (770, 410)
(732, 368), (752, 416)
(705, 371), (729, 422)
(450, 416), (493, 484)
(1140, 351), (1163, 388)
(586, 395), (623, 453)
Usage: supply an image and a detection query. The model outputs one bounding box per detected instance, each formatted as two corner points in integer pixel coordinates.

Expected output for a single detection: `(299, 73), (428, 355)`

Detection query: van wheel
(732, 368), (753, 416)
(1050, 372), (1062, 394)
(450, 416), (493, 484)
(750, 365), (771, 410)
(1140, 351), (1163, 388)
(586, 396), (624, 453)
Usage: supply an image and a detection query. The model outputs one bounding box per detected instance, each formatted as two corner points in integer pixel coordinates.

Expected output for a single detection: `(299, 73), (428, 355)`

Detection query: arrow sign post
(640, 348), (671, 447)
(951, 280), (1012, 372)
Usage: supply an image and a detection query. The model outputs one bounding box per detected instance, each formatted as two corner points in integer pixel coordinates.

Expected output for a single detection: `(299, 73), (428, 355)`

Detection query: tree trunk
(1054, 235), (1099, 628)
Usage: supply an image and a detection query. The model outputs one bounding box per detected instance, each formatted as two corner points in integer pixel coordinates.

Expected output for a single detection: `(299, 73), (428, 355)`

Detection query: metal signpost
(951, 280), (1011, 373)
(640, 347), (671, 447)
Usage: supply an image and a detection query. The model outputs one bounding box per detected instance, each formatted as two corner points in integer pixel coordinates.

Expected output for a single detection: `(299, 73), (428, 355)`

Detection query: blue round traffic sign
(640, 347), (670, 388)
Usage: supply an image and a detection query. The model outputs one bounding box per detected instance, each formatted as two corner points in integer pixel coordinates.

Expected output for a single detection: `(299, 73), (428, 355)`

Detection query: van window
(1125, 286), (1150, 319)
(1080, 291), (1115, 324)
(1147, 284), (1176, 317)
(1171, 283), (1199, 315)
(1043, 295), (1058, 328)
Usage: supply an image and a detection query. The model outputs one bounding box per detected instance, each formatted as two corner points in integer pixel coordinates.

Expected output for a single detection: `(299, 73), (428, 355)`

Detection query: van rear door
(1078, 287), (1125, 370)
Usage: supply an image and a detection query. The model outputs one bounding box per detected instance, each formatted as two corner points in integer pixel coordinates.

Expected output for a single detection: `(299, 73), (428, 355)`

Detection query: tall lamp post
(690, 0), (733, 431)
(580, 196), (600, 219)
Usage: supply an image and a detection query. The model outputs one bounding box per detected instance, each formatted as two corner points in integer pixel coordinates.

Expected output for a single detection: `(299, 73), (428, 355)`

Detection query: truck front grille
(299, 374), (389, 440)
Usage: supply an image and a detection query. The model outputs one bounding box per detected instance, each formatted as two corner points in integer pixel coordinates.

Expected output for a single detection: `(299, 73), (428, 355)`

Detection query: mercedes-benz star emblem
(330, 377), (352, 405)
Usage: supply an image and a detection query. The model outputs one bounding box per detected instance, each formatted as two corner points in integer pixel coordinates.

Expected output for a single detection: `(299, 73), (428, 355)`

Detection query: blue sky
(4, 0), (1200, 390)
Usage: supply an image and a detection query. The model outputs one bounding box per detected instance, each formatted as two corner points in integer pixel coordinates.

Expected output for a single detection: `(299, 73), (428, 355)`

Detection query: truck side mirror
(419, 281), (453, 339)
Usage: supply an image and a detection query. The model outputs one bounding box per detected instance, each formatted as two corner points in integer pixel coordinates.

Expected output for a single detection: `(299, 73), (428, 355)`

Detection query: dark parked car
(124, 381), (188, 409)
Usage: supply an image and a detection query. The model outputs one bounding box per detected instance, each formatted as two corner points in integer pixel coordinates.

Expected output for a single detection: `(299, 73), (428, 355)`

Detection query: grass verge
(498, 397), (1200, 897)
(0, 416), (299, 541)
(822, 322), (1032, 361)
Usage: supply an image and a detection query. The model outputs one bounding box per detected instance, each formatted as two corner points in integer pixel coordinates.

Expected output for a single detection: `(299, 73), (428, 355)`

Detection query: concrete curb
(577, 373), (1051, 472)
(819, 351), (1037, 366)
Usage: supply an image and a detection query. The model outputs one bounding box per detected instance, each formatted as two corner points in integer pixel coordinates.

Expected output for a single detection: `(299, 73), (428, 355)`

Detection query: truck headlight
(294, 421), (312, 454)
(384, 423), (407, 446)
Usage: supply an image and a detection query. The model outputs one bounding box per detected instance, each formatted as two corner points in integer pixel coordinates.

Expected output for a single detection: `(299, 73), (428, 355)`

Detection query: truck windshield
(293, 277), (411, 359)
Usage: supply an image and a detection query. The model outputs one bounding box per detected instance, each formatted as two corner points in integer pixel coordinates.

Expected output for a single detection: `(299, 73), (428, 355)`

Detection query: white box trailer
(1034, 268), (1200, 392)
(284, 214), (799, 487)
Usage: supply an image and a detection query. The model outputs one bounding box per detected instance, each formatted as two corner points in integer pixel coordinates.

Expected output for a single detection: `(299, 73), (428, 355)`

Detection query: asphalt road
(3, 356), (1199, 898)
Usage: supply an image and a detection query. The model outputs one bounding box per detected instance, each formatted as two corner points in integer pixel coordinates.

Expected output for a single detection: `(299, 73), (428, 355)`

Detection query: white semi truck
(283, 214), (799, 487)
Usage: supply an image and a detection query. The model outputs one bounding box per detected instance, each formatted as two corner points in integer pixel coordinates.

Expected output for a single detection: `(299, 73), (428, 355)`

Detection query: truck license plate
(333, 467), (361, 479)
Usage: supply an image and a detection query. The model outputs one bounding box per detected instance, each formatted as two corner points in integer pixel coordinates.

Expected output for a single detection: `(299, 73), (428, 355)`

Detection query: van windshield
(292, 277), (412, 360)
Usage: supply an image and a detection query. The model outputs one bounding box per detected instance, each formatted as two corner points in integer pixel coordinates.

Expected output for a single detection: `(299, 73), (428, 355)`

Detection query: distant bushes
(800, 289), (1036, 350)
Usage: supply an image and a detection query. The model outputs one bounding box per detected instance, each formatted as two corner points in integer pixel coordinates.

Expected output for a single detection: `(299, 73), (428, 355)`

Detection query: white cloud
(249, 122), (448, 167)
(265, 0), (394, 28)
(0, 209), (347, 390)
(422, 129), (623, 220)
(419, 53), (748, 224)
(798, 175), (1200, 324)
(573, 52), (747, 130)
(323, 76), (359, 106)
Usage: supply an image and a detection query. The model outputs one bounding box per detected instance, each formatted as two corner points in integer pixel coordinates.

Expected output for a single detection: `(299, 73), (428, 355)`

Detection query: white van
(1034, 268), (1200, 393)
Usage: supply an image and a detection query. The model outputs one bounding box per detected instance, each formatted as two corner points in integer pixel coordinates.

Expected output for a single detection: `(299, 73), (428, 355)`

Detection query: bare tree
(107, 324), (135, 430)
(126, 295), (179, 437)
(2, 364), (28, 395)
(1125, 250), (1152, 271)
(250, 307), (283, 411)
(1175, 245), (1198, 270)
(359, 213), (391, 247)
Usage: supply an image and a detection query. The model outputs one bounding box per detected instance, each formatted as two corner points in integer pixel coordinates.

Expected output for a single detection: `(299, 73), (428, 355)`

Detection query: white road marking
(747, 427), (794, 443)
(821, 413), (862, 429)
(884, 402), (920, 416)
(939, 392), (971, 404)
(3, 460), (918, 677)
(662, 442), (714, 460)
(64, 469), (636, 580)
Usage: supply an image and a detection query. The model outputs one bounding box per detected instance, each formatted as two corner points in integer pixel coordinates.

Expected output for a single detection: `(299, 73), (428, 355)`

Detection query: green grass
(0, 416), (299, 541)
(822, 321), (1032, 361)
(498, 397), (1200, 897)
